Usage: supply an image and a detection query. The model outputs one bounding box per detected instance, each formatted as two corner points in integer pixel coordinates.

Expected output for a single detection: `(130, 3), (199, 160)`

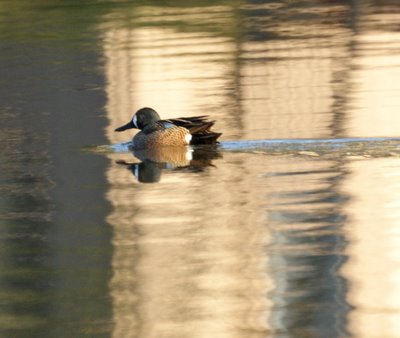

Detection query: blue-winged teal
(115, 107), (222, 149)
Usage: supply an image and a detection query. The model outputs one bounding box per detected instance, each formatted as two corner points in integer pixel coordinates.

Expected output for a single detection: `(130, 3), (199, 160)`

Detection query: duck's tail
(191, 131), (222, 145)
(189, 122), (222, 144)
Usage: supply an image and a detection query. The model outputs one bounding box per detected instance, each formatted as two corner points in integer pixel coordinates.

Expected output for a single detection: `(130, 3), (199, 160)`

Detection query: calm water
(1, 0), (400, 337)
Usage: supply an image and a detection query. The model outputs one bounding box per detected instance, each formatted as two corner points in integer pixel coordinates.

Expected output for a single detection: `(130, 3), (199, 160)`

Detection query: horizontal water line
(98, 137), (400, 156)
(219, 137), (400, 150)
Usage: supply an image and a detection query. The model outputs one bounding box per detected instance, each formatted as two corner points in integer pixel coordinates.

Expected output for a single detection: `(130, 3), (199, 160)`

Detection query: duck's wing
(164, 116), (215, 132)
(165, 116), (210, 128)
(167, 116), (222, 144)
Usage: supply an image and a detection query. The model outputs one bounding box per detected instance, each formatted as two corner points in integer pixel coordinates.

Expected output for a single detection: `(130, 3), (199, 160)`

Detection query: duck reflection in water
(116, 146), (221, 183)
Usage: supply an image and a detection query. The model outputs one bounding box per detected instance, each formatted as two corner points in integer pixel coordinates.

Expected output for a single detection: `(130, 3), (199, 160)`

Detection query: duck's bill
(115, 121), (134, 132)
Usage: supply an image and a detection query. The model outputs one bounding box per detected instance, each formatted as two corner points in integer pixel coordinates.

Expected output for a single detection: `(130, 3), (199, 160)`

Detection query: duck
(115, 107), (222, 149)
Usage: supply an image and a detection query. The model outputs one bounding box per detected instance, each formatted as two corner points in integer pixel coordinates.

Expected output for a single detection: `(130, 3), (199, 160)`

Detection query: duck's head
(115, 107), (161, 132)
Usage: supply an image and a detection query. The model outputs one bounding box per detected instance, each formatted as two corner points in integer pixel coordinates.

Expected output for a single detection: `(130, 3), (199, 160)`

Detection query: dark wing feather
(164, 116), (210, 128)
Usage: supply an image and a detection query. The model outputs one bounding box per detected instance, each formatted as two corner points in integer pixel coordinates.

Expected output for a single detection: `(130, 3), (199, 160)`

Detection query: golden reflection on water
(101, 2), (400, 337)
(349, 32), (400, 136)
(342, 158), (400, 337)
(103, 5), (235, 143)
(241, 20), (349, 139)
(106, 152), (273, 338)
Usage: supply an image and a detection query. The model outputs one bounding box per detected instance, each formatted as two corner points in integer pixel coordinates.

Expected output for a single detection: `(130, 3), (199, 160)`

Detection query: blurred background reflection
(0, 0), (400, 337)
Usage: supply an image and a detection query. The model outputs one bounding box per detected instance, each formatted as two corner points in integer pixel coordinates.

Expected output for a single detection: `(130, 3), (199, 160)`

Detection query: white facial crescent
(132, 115), (138, 128)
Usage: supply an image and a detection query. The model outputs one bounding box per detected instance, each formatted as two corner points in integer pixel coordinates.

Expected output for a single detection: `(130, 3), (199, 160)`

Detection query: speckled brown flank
(133, 126), (190, 149)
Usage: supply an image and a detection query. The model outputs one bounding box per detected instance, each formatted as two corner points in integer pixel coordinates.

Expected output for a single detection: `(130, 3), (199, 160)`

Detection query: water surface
(1, 1), (400, 337)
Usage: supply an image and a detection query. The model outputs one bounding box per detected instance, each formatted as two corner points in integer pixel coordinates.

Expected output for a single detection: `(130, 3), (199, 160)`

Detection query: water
(1, 0), (400, 337)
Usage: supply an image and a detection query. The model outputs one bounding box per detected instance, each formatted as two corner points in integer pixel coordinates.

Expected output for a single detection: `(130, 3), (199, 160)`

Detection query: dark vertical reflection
(0, 2), (113, 337)
(266, 161), (350, 337)
(0, 109), (53, 336)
